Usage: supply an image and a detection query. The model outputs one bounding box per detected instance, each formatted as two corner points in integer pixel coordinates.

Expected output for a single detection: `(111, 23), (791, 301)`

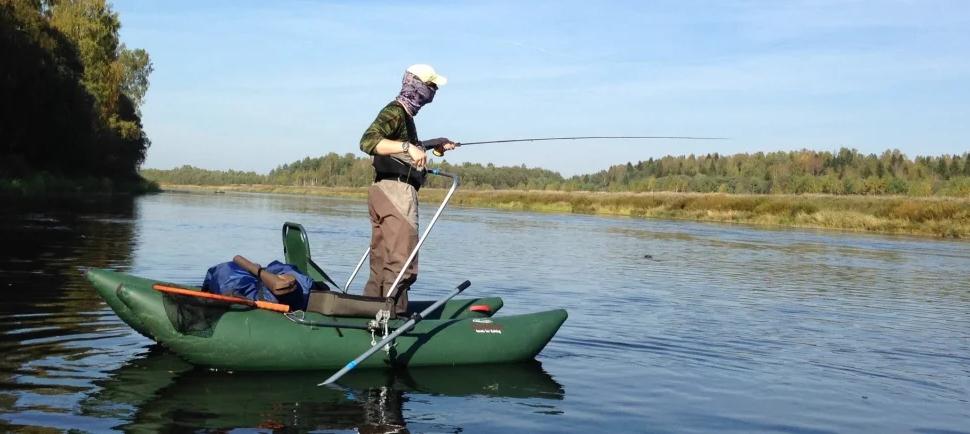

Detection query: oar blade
(319, 360), (359, 386)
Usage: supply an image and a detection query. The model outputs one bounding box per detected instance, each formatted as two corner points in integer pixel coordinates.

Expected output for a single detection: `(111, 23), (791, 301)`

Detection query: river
(1, 191), (968, 433)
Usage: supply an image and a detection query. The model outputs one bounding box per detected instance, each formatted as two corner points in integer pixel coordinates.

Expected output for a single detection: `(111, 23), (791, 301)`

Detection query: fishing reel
(432, 143), (466, 157)
(421, 137), (461, 157)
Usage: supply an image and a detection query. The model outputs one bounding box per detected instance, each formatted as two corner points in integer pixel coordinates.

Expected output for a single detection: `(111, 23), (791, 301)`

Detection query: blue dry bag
(201, 260), (315, 311)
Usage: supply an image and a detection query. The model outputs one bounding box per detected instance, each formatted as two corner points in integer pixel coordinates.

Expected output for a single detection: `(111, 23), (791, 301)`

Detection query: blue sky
(115, 0), (970, 176)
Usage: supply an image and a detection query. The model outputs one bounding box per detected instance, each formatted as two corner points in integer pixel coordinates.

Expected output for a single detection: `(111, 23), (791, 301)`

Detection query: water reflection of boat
(82, 348), (563, 432)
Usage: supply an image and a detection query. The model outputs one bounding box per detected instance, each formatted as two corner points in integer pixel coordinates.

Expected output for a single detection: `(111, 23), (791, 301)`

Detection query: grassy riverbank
(163, 184), (970, 239)
(1, 174), (160, 196)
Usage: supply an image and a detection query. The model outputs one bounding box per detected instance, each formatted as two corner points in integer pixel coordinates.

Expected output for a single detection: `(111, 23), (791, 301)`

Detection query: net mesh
(161, 294), (238, 337)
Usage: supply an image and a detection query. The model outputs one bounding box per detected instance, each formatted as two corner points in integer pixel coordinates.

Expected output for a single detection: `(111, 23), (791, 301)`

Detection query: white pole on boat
(343, 248), (369, 293)
(319, 279), (471, 386)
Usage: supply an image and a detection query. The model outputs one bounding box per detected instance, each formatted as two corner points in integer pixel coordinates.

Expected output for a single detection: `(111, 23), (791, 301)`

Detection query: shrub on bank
(0, 173), (158, 196)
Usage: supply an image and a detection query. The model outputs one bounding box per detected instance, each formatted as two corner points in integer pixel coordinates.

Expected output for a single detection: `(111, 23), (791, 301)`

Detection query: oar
(153, 284), (290, 313)
(319, 280), (472, 386)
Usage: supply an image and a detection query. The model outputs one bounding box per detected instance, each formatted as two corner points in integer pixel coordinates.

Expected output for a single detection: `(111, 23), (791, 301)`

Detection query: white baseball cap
(406, 64), (447, 86)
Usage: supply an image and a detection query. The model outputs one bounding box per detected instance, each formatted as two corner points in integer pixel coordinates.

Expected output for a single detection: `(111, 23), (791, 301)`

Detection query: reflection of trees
(80, 350), (563, 432)
(1, 197), (138, 309)
(0, 196), (139, 414)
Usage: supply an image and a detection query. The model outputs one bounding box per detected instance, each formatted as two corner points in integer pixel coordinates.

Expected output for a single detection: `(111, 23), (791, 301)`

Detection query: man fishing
(359, 64), (457, 314)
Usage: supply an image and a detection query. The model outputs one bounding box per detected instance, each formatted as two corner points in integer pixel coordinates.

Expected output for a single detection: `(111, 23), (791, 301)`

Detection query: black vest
(372, 106), (425, 188)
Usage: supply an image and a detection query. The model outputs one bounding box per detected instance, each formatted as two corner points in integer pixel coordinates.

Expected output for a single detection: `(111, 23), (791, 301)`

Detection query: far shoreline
(160, 183), (970, 239)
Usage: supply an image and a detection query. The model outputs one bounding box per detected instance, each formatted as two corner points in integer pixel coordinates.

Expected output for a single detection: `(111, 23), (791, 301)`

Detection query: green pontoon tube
(87, 170), (567, 371)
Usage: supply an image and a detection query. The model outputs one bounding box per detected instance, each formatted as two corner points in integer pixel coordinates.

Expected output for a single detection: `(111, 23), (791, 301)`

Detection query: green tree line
(142, 148), (970, 197)
(140, 155), (562, 190)
(575, 148), (970, 196)
(1, 0), (152, 191)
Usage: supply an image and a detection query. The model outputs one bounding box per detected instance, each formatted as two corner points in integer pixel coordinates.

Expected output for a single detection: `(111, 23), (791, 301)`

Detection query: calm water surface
(1, 192), (968, 433)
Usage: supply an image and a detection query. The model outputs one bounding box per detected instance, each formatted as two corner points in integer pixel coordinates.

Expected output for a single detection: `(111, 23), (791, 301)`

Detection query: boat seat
(282, 222), (339, 289)
(306, 290), (397, 318)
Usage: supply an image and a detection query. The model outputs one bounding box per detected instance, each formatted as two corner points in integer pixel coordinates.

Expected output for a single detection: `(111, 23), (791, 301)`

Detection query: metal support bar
(284, 311), (376, 331)
(343, 247), (370, 293)
(386, 169), (458, 299)
(342, 170), (459, 296)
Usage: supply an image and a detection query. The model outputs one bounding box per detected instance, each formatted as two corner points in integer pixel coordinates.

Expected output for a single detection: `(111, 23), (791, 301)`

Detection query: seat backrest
(282, 222), (338, 288)
(282, 222), (310, 273)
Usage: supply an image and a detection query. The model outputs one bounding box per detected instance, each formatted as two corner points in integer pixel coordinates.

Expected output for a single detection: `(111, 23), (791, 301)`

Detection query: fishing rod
(432, 135), (727, 156)
(460, 136), (727, 145)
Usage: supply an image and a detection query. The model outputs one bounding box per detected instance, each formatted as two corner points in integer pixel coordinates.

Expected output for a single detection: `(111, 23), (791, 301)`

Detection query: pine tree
(937, 158), (949, 179)
(949, 157), (961, 178)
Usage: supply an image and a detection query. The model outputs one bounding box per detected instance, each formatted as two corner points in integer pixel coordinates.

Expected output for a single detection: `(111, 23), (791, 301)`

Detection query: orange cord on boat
(152, 284), (290, 313)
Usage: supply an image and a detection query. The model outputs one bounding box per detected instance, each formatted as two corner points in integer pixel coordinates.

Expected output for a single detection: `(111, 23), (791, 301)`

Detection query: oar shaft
(153, 284), (290, 313)
(319, 280), (471, 386)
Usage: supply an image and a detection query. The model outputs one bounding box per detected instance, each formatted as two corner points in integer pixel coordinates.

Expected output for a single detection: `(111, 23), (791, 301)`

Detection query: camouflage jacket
(359, 101), (418, 155)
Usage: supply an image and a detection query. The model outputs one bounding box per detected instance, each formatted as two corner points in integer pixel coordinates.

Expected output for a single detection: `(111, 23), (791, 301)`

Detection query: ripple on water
(2, 194), (970, 433)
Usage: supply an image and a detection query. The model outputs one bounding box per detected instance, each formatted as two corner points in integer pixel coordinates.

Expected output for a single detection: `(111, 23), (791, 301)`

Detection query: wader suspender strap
(401, 107), (419, 187)
(404, 109), (418, 145)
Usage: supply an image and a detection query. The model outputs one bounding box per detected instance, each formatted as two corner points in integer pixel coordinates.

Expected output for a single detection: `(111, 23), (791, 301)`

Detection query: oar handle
(253, 300), (291, 313)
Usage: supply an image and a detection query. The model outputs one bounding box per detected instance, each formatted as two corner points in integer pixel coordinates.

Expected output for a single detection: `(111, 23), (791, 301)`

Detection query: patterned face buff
(395, 72), (437, 116)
